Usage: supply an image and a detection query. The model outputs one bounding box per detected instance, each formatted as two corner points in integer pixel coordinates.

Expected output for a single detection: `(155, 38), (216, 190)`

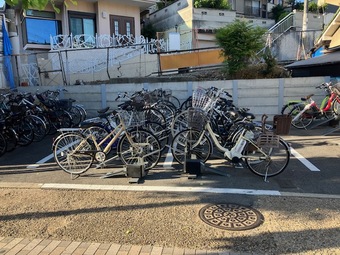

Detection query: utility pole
(302, 0), (308, 39)
(297, 0), (308, 60)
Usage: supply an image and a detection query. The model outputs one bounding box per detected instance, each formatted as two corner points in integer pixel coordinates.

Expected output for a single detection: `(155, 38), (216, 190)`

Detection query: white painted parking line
(27, 139), (78, 169)
(290, 147), (320, 172)
(162, 146), (173, 168)
(42, 183), (282, 196)
(27, 153), (54, 169)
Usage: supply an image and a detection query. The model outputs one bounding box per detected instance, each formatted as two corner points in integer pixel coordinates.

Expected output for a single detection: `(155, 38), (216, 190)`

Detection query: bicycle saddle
(239, 110), (255, 120)
(301, 94), (314, 101)
(97, 107), (110, 114)
(238, 121), (255, 131)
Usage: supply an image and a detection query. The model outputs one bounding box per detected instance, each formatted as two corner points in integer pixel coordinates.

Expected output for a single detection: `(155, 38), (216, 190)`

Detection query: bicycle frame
(192, 120), (271, 162)
(292, 93), (340, 123)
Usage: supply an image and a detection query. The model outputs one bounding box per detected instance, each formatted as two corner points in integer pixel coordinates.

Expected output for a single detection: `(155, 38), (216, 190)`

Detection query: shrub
(215, 20), (266, 76)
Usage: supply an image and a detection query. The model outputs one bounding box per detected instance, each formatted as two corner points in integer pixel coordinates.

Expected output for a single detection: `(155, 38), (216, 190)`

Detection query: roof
(285, 51), (340, 69)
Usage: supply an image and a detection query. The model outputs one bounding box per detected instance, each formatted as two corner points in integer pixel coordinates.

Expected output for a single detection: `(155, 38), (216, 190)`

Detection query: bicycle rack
(308, 116), (335, 130)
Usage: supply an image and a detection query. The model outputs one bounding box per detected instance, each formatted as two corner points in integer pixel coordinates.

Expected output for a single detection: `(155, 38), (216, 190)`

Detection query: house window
(114, 21), (119, 35)
(69, 11), (96, 36)
(110, 15), (134, 36)
(22, 16), (61, 46)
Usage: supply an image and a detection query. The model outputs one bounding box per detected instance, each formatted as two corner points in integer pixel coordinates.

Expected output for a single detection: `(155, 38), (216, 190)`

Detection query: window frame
(21, 10), (62, 50)
(68, 11), (97, 36)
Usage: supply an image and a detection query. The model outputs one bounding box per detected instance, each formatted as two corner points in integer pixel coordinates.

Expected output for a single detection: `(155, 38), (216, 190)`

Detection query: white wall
(15, 76), (330, 120)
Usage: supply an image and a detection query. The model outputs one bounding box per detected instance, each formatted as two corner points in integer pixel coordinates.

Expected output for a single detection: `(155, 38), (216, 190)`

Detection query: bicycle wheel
(153, 103), (175, 126)
(117, 129), (161, 170)
(245, 139), (290, 177)
(59, 111), (73, 128)
(289, 104), (313, 129)
(53, 133), (94, 174)
(332, 98), (340, 116)
(167, 95), (181, 110)
(142, 108), (166, 125)
(179, 96), (192, 111)
(68, 106), (83, 127)
(26, 115), (47, 142)
(75, 104), (87, 122)
(171, 128), (212, 165)
(143, 121), (169, 152)
(83, 126), (110, 152)
(0, 132), (6, 156)
(15, 119), (34, 146)
(170, 110), (189, 137)
(281, 102), (300, 115)
(2, 128), (17, 152)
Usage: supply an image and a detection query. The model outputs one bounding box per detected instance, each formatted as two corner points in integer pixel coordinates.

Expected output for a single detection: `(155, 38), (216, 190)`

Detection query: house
(0, 0), (160, 88)
(285, 0), (340, 77)
(147, 0), (280, 50)
(0, 0), (332, 88)
(2, 0), (157, 53)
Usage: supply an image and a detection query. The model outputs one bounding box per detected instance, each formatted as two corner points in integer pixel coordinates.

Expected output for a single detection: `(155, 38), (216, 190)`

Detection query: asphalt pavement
(0, 120), (339, 254)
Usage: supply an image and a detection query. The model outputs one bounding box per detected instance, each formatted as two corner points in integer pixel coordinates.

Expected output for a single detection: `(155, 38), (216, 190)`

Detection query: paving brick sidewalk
(0, 236), (246, 255)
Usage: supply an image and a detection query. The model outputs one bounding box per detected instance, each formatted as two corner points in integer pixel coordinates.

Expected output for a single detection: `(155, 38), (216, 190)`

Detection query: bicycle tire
(332, 97), (340, 116)
(281, 102), (300, 115)
(153, 103), (175, 126)
(170, 109), (189, 137)
(83, 126), (111, 152)
(171, 128), (212, 165)
(142, 108), (166, 125)
(26, 115), (47, 142)
(167, 95), (181, 110)
(245, 139), (290, 177)
(179, 97), (192, 111)
(0, 132), (6, 156)
(75, 104), (87, 122)
(53, 133), (94, 174)
(2, 128), (17, 152)
(68, 106), (83, 127)
(289, 104), (313, 129)
(143, 121), (169, 152)
(16, 119), (35, 146)
(117, 129), (161, 170)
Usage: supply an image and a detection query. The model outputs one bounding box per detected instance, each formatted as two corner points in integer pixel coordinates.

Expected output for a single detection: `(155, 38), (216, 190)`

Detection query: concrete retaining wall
(17, 76), (330, 120)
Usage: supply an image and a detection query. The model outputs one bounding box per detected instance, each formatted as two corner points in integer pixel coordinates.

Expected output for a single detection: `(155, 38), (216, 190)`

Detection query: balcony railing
(50, 33), (168, 54)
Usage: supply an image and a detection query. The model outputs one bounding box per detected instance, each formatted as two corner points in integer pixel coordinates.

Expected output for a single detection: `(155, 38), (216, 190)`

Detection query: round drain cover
(199, 203), (264, 231)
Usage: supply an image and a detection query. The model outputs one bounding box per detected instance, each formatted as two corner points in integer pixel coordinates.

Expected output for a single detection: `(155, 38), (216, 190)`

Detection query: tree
(141, 23), (156, 40)
(271, 4), (288, 22)
(156, 0), (176, 10)
(194, 0), (231, 10)
(215, 20), (266, 76)
(5, 0), (77, 13)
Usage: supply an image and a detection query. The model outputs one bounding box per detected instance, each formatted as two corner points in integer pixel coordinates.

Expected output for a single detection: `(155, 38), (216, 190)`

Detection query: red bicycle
(286, 82), (340, 129)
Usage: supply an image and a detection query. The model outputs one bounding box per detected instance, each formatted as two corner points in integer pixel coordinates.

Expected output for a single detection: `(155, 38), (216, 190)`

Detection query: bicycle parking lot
(1, 121), (339, 197)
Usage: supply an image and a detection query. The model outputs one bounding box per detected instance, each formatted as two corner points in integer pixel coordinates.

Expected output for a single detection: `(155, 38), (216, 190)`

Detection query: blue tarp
(2, 17), (15, 90)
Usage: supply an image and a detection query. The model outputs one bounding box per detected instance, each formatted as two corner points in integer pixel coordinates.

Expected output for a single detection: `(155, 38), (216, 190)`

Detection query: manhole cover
(199, 203), (264, 231)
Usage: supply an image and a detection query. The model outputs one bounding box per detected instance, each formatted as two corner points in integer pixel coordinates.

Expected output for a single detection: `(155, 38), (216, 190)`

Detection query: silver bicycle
(171, 108), (291, 179)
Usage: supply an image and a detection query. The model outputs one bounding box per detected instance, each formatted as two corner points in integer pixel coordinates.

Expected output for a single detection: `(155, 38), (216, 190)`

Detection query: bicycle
(171, 107), (290, 180)
(53, 109), (162, 175)
(285, 82), (340, 129)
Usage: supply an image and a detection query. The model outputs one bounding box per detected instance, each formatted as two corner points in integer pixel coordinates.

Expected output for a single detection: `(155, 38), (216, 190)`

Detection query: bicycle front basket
(192, 87), (212, 110)
(119, 110), (146, 128)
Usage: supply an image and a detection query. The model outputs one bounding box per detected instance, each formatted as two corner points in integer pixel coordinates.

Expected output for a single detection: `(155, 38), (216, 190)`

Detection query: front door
(110, 15), (135, 36)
